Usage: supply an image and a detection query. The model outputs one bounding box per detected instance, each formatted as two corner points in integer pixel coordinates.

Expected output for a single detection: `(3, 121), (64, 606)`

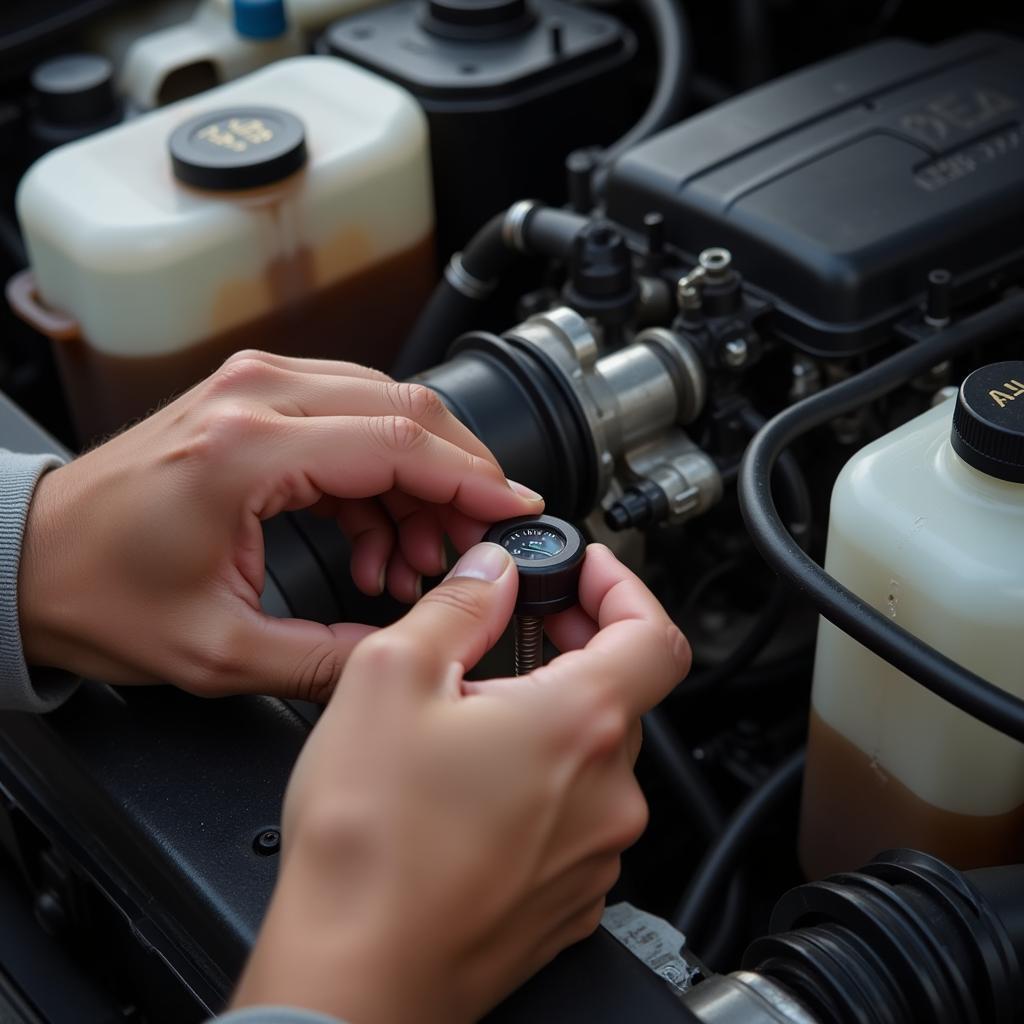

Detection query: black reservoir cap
(169, 107), (306, 190)
(951, 361), (1024, 483)
(31, 53), (117, 126)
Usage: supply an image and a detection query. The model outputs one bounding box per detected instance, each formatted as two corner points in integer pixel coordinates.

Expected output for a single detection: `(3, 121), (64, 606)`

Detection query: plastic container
(92, 0), (382, 109)
(11, 55), (434, 442)
(800, 362), (1024, 879)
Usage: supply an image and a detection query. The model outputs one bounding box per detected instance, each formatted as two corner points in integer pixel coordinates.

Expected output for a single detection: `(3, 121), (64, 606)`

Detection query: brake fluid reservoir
(799, 362), (1024, 879)
(11, 55), (434, 442)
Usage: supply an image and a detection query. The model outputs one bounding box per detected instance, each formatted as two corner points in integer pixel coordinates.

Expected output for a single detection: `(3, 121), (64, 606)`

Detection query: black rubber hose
(644, 708), (725, 840)
(642, 707), (747, 969)
(738, 293), (1024, 741)
(674, 749), (805, 939)
(597, 0), (692, 171)
(737, 405), (812, 553)
(393, 206), (587, 378)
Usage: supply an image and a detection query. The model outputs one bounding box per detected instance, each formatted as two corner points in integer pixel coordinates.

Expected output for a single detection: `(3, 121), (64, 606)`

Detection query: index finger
(540, 545), (690, 717)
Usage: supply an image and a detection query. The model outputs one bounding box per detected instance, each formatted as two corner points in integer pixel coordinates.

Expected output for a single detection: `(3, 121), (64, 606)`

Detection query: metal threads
(514, 615), (544, 676)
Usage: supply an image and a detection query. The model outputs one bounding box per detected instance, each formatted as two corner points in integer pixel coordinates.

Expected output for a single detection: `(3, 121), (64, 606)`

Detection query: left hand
(17, 351), (543, 700)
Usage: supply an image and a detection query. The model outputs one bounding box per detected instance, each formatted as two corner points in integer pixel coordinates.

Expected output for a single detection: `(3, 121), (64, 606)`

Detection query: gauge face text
(500, 526), (566, 561)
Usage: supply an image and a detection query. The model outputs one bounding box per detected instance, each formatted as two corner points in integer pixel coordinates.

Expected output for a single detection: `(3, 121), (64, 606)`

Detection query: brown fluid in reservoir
(799, 709), (1024, 880)
(53, 233), (435, 446)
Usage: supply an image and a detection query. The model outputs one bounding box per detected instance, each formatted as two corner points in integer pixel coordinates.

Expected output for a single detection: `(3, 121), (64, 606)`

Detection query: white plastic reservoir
(11, 55), (434, 441)
(800, 362), (1024, 878)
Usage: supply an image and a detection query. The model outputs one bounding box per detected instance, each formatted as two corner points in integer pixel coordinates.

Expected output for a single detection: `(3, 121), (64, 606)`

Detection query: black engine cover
(606, 32), (1024, 355)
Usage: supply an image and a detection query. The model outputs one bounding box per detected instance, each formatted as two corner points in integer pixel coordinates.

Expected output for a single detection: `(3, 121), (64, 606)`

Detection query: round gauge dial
(499, 525), (567, 561)
(483, 514), (586, 616)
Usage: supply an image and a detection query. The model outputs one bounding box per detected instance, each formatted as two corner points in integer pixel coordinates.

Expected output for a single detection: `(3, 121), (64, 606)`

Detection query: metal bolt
(514, 615), (544, 676)
(722, 337), (749, 368)
(253, 829), (281, 856)
(698, 247), (732, 280)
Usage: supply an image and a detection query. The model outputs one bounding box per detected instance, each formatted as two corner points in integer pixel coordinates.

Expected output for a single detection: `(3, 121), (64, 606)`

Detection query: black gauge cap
(484, 514), (586, 616)
(169, 107), (306, 191)
(951, 361), (1024, 483)
(31, 54), (116, 126)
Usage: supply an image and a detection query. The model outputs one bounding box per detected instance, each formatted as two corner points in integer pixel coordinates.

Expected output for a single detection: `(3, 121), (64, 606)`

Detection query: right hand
(232, 542), (690, 1024)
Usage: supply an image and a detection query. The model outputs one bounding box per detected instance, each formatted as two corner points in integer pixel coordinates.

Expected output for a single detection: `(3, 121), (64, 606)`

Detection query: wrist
(19, 466), (75, 667)
(233, 866), (465, 1024)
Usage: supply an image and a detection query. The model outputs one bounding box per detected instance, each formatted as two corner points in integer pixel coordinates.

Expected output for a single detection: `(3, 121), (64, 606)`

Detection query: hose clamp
(444, 252), (496, 301)
(502, 199), (540, 252)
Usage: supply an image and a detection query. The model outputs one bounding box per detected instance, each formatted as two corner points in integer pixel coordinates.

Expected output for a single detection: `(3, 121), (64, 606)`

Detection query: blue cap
(234, 0), (288, 39)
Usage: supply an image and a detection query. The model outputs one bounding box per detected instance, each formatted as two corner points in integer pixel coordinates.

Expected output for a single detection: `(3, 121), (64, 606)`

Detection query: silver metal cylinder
(681, 972), (819, 1024)
(595, 343), (680, 451)
(513, 615), (544, 676)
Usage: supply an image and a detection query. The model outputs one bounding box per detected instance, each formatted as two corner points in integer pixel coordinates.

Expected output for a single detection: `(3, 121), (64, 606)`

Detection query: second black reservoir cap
(951, 361), (1024, 483)
(169, 106), (306, 190)
(31, 54), (116, 126)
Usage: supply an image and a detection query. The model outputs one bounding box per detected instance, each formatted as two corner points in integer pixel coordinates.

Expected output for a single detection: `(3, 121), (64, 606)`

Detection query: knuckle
(370, 415), (428, 454)
(291, 640), (345, 703)
(208, 354), (279, 394)
(424, 579), (489, 623)
(346, 631), (424, 681)
(572, 901), (606, 943)
(609, 783), (650, 850)
(194, 402), (274, 455)
(184, 632), (247, 694)
(223, 348), (274, 368)
(389, 382), (446, 423)
(580, 688), (630, 756)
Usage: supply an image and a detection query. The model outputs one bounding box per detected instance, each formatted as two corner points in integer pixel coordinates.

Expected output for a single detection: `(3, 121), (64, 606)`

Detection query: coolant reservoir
(11, 55), (434, 442)
(800, 362), (1024, 878)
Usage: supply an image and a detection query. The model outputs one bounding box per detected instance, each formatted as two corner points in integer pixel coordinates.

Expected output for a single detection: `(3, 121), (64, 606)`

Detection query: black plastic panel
(606, 32), (1024, 355)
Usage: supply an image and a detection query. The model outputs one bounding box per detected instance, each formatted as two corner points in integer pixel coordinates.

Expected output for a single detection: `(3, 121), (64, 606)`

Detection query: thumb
(358, 543), (518, 693)
(197, 613), (377, 701)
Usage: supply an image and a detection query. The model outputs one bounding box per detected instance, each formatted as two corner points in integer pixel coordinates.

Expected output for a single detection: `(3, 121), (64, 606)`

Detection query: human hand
(231, 541), (690, 1024)
(17, 351), (543, 699)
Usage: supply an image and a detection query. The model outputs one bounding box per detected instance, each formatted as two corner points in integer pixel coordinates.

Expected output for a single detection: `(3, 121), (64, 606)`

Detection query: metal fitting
(698, 247), (733, 281)
(721, 337), (750, 369)
(506, 309), (708, 498)
(623, 434), (722, 524)
(681, 972), (818, 1024)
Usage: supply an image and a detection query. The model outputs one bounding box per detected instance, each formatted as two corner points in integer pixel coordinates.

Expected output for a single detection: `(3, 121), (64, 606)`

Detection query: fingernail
(377, 564), (387, 596)
(507, 478), (543, 503)
(439, 543), (450, 574)
(448, 542), (511, 583)
(414, 575), (424, 600)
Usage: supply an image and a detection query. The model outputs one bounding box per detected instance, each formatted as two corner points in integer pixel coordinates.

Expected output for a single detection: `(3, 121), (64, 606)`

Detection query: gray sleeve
(0, 450), (79, 712)
(210, 1008), (348, 1024)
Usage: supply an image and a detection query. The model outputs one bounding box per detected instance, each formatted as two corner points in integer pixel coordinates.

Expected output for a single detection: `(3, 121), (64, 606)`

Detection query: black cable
(393, 205), (586, 378)
(644, 708), (725, 840)
(642, 707), (747, 968)
(737, 405), (812, 553)
(674, 748), (805, 939)
(597, 0), (692, 171)
(738, 293), (1024, 742)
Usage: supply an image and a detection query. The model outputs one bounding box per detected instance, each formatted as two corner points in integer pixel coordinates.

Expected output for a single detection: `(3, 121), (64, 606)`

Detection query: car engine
(0, 1), (1023, 1022)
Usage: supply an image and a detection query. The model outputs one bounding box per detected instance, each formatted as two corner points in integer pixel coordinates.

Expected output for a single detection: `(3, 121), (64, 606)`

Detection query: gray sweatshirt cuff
(0, 450), (78, 712)
(211, 1009), (348, 1024)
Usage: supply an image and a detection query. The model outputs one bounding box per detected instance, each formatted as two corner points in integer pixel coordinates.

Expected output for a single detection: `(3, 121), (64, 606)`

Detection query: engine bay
(1, 1), (1023, 1022)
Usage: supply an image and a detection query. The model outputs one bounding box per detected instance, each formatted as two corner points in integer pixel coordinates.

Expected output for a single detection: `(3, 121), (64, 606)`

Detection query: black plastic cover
(606, 32), (1024, 355)
(322, 0), (635, 256)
